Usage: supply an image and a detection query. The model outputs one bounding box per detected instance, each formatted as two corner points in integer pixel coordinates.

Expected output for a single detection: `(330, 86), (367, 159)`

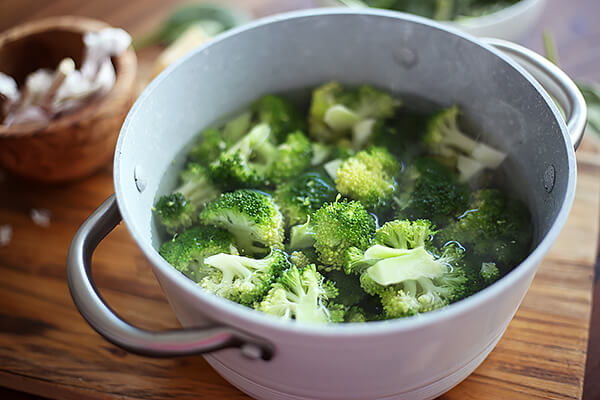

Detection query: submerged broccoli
(324, 269), (367, 308)
(289, 250), (312, 269)
(480, 262), (500, 284)
(210, 123), (313, 188)
(436, 188), (532, 267)
(290, 198), (376, 270)
(334, 146), (401, 211)
(394, 157), (470, 227)
(346, 219), (468, 318)
(274, 171), (337, 226)
(199, 189), (285, 256)
(223, 111), (253, 144)
(257, 264), (345, 323)
(187, 128), (228, 165)
(209, 123), (272, 189)
(344, 306), (368, 323)
(371, 109), (430, 158)
(155, 84), (532, 324)
(153, 163), (220, 233)
(309, 82), (398, 145)
(253, 94), (307, 143)
(201, 249), (290, 306)
(423, 106), (506, 180)
(266, 131), (313, 184)
(159, 225), (238, 282)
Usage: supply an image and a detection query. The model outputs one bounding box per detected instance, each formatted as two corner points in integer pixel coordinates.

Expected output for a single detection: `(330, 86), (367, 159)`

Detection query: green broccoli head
(289, 250), (312, 269)
(344, 306), (368, 323)
(253, 94), (307, 143)
(209, 123), (272, 189)
(310, 198), (376, 270)
(267, 131), (313, 184)
(394, 157), (470, 226)
(359, 250), (467, 318)
(177, 163), (221, 206)
(201, 248), (290, 306)
(435, 188), (532, 267)
(423, 106), (506, 177)
(222, 111), (252, 144)
(374, 219), (436, 249)
(187, 128), (228, 165)
(323, 269), (367, 308)
(308, 82), (398, 144)
(153, 163), (220, 234)
(335, 146), (401, 211)
(257, 264), (344, 323)
(153, 193), (196, 234)
(371, 110), (430, 158)
(274, 171), (337, 226)
(345, 219), (467, 318)
(480, 262), (500, 284)
(159, 225), (238, 282)
(199, 189), (285, 256)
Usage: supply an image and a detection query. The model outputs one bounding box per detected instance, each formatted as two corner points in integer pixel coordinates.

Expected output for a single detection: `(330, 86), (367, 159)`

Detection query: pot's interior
(115, 10), (570, 282)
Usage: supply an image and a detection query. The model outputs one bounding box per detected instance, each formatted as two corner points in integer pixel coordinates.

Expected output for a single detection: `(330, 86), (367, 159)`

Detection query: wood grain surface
(0, 1), (599, 400)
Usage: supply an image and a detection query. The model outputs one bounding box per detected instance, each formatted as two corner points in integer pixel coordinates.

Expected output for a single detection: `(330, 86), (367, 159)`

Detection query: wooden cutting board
(0, 1), (599, 399)
(0, 145), (597, 400)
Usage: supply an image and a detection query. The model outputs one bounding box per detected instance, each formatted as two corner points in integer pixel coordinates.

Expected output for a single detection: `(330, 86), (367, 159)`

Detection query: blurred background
(0, 1), (599, 399)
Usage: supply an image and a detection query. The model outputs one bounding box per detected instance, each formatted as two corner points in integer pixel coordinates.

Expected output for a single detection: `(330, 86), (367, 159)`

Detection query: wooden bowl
(0, 16), (137, 183)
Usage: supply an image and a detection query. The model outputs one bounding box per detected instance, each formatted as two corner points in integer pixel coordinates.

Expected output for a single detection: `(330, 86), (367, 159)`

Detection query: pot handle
(482, 38), (587, 149)
(67, 194), (274, 361)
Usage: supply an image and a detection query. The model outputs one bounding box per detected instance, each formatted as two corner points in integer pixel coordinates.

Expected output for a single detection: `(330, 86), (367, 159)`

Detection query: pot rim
(114, 8), (577, 338)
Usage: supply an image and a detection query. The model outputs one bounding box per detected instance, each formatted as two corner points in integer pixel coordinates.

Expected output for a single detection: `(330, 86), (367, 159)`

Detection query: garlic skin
(1, 27), (132, 127)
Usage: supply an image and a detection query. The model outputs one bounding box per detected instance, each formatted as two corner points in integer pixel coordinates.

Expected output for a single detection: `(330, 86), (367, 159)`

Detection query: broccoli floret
(209, 123), (272, 189)
(346, 219), (467, 318)
(159, 226), (238, 282)
(290, 198), (376, 270)
(274, 171), (337, 226)
(267, 131), (313, 184)
(222, 111), (252, 144)
(480, 262), (500, 284)
(289, 218), (316, 249)
(153, 193), (196, 234)
(371, 110), (430, 158)
(253, 95), (306, 143)
(153, 163), (220, 233)
(289, 250), (311, 269)
(201, 249), (290, 306)
(309, 82), (398, 145)
(435, 188), (532, 267)
(423, 106), (507, 179)
(335, 146), (401, 211)
(257, 264), (344, 323)
(324, 269), (366, 307)
(394, 157), (470, 227)
(187, 128), (228, 165)
(344, 306), (367, 323)
(199, 189), (285, 256)
(210, 123), (313, 188)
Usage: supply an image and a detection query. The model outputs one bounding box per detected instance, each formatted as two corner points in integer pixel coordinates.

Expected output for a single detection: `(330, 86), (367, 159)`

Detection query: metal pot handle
(67, 194), (274, 360)
(482, 38), (587, 149)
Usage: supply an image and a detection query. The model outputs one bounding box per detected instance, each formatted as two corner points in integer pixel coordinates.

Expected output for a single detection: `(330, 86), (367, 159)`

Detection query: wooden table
(1, 1), (599, 399)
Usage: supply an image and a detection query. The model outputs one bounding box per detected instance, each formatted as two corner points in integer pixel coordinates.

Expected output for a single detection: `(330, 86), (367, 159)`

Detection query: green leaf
(133, 3), (248, 50)
(578, 82), (600, 140)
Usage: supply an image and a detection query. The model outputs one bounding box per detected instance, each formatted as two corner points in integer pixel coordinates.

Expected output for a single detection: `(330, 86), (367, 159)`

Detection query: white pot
(68, 9), (585, 400)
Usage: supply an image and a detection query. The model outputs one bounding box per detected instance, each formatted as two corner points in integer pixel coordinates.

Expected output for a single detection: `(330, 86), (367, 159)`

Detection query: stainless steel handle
(482, 38), (587, 149)
(67, 194), (274, 360)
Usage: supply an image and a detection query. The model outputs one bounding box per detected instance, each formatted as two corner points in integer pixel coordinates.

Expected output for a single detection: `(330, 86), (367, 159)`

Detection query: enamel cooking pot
(67, 9), (586, 400)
